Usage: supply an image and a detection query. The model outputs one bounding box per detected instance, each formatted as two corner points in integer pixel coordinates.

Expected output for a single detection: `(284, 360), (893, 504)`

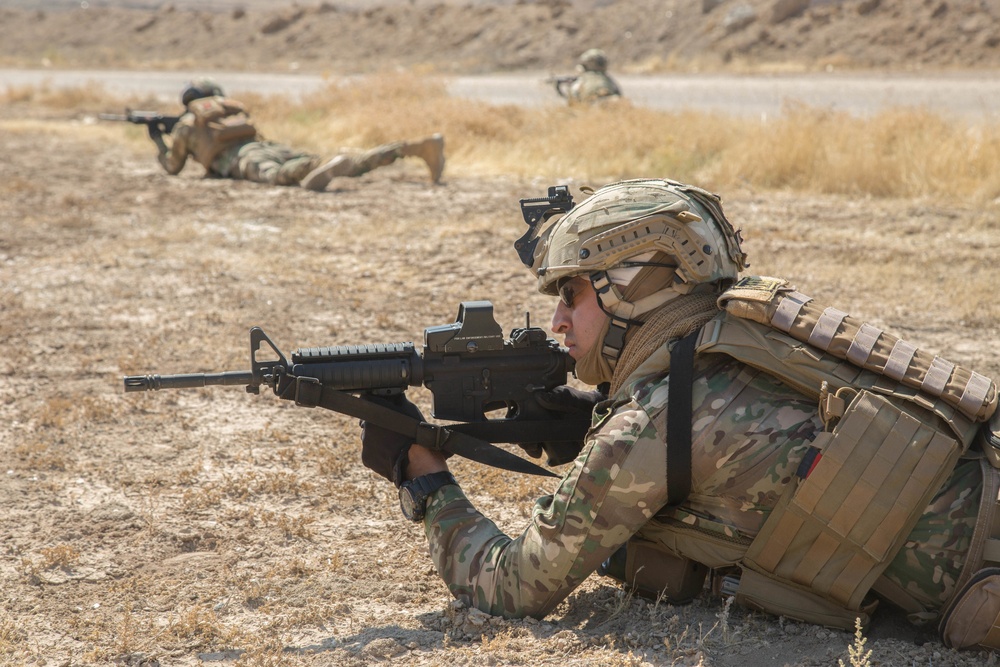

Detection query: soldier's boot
(300, 155), (351, 192)
(400, 134), (445, 184)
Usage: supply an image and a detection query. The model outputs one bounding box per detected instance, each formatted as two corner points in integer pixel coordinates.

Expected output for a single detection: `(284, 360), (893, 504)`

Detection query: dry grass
(240, 74), (1000, 202)
(6, 74), (998, 201)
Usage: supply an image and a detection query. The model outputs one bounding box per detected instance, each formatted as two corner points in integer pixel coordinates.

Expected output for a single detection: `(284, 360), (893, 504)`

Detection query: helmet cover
(578, 48), (609, 72)
(530, 178), (748, 298)
(181, 77), (224, 106)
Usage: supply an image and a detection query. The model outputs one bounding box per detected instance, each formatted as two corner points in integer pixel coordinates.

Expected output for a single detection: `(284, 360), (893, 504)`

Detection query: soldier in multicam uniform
(550, 48), (622, 105)
(360, 179), (1000, 652)
(152, 78), (446, 190)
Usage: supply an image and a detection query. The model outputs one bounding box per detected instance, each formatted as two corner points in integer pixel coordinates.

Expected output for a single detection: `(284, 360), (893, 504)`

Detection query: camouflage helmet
(181, 77), (224, 106)
(529, 178), (748, 299)
(578, 48), (609, 72)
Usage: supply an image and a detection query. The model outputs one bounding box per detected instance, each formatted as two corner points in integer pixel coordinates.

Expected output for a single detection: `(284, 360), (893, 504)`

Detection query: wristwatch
(398, 471), (457, 522)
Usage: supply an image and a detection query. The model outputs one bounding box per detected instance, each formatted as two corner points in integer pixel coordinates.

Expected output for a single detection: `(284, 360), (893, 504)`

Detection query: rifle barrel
(123, 371), (253, 392)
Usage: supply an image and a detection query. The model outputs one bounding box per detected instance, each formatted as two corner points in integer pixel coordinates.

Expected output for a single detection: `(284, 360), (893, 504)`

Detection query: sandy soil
(2, 1), (1000, 666)
(1, 114), (997, 666)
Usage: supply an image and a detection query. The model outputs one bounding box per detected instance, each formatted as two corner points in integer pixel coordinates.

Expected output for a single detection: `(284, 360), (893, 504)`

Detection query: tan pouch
(736, 567), (877, 630)
(744, 388), (961, 613)
(188, 96), (257, 167)
(620, 538), (709, 604)
(940, 567), (1000, 650)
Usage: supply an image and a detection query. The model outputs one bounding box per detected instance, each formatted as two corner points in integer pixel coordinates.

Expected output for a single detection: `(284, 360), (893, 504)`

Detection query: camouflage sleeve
(157, 119), (193, 175)
(422, 398), (669, 618)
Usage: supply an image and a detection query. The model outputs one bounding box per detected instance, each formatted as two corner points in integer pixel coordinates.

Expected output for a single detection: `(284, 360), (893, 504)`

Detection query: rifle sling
(281, 376), (558, 478)
(449, 418), (589, 444)
(666, 331), (699, 506)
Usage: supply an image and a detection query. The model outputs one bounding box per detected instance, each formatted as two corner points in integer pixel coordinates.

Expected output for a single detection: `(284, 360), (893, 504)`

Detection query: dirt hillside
(2, 0), (999, 74)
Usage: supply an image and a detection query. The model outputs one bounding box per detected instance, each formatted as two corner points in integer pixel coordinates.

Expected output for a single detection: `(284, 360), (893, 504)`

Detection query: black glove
(359, 393), (424, 487)
(520, 385), (606, 466)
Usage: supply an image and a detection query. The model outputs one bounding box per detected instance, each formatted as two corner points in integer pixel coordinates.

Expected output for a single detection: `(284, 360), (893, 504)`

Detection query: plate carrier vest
(619, 276), (1000, 637)
(186, 96), (257, 169)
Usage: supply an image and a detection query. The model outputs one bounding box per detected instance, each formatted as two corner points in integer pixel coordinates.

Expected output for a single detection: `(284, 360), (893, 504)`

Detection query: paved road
(4, 68), (999, 120)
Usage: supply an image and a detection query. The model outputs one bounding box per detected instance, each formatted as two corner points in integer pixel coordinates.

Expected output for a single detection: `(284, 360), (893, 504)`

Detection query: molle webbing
(718, 277), (997, 423)
(187, 96), (257, 169)
(743, 390), (961, 616)
(696, 275), (992, 628)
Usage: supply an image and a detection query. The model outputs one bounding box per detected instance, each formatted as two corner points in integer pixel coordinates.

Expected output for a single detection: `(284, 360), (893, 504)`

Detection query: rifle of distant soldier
(99, 109), (182, 139)
(544, 74), (577, 99)
(123, 301), (591, 477)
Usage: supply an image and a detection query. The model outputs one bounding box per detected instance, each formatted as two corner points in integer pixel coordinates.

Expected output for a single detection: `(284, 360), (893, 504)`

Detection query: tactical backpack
(618, 276), (1000, 647)
(186, 96), (257, 169)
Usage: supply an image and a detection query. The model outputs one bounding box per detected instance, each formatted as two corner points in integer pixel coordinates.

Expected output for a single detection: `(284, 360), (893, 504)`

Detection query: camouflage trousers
(221, 140), (405, 187)
(882, 457), (984, 609)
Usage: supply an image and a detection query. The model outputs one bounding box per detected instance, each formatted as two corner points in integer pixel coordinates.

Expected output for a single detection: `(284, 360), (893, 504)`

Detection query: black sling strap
(666, 330), (699, 506)
(277, 375), (558, 478)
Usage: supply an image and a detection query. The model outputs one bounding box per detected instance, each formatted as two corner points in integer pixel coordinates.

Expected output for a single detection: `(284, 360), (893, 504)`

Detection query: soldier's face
(551, 276), (608, 361)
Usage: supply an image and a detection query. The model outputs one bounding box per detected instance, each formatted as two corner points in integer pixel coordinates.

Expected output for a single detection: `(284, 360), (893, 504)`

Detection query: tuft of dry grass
(39, 544), (82, 570)
(839, 617), (874, 667)
(707, 102), (1000, 200)
(0, 617), (26, 652)
(12, 439), (70, 471)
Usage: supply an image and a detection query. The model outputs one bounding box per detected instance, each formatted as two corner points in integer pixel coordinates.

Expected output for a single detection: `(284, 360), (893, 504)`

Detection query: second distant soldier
(552, 48), (622, 105)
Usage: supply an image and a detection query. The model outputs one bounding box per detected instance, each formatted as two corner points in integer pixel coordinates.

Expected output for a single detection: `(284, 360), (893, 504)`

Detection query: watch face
(398, 485), (422, 521)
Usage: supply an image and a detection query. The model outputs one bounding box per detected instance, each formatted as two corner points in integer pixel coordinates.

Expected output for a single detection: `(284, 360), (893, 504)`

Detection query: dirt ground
(1, 114), (997, 667)
(2, 1), (1000, 667)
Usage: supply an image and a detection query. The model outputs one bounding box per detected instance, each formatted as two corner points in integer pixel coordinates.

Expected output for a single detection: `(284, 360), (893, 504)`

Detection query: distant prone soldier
(148, 77), (446, 190)
(548, 48), (622, 105)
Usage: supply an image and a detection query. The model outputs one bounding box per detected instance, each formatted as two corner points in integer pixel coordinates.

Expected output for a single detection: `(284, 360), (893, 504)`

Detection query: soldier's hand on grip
(519, 385), (604, 466)
(360, 394), (424, 487)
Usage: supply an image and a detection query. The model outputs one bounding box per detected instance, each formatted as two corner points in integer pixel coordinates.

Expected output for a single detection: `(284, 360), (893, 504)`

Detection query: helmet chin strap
(589, 270), (684, 367)
(590, 272), (637, 367)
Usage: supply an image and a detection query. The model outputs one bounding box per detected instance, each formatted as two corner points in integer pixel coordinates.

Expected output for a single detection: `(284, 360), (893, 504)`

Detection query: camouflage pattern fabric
(229, 141), (322, 186)
(568, 70), (622, 105)
(423, 343), (981, 618)
(228, 141), (405, 186)
(883, 458), (981, 608)
(160, 104), (405, 186)
(156, 114), (193, 174)
(348, 142), (406, 176)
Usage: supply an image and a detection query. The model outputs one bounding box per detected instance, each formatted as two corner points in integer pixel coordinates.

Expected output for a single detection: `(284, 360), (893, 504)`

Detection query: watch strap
(409, 471), (458, 497)
(400, 471), (458, 522)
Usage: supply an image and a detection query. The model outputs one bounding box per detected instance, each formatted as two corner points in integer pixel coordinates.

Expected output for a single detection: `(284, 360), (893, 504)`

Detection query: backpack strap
(666, 330), (699, 506)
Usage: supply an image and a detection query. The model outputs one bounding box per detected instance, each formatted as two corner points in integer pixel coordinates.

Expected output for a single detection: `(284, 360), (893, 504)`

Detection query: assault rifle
(123, 301), (590, 477)
(544, 74), (577, 98)
(99, 109), (182, 139)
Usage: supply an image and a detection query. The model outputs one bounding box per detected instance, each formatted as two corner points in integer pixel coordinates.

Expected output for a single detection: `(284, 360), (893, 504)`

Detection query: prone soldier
(359, 178), (1000, 654)
(548, 48), (622, 105)
(147, 77), (446, 190)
